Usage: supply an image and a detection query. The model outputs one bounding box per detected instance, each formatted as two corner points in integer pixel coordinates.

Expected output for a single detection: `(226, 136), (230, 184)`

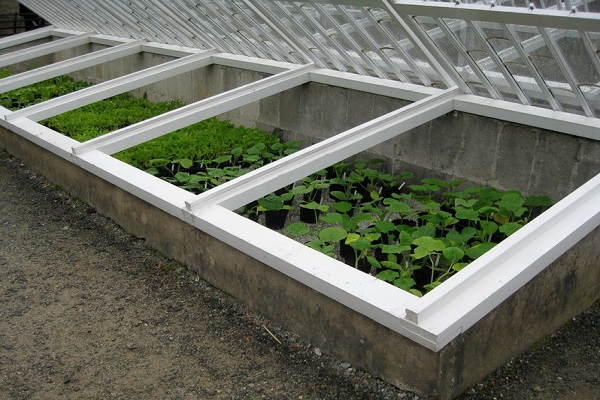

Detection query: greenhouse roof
(20, 0), (600, 118)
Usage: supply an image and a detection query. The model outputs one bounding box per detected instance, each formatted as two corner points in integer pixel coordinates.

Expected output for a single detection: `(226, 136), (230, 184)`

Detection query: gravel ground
(0, 148), (598, 400)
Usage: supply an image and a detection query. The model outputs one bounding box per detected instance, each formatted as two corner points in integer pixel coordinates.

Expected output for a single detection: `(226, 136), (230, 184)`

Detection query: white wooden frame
(1, 27), (599, 350)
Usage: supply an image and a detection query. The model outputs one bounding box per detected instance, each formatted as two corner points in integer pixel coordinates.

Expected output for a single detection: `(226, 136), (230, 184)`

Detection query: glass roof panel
(414, 16), (496, 98)
(420, 0), (600, 11)
(511, 24), (595, 116)
(15, 0), (600, 119)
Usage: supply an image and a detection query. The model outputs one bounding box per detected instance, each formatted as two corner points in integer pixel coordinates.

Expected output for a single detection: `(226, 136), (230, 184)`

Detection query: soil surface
(0, 147), (598, 400)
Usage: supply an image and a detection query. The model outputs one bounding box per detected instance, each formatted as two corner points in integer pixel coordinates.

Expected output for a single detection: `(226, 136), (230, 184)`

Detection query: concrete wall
(1, 125), (598, 399)
(0, 0), (20, 37)
(0, 0), (19, 13)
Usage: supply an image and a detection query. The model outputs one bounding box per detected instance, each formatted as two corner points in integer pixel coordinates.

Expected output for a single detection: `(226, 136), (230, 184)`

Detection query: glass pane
(556, 31), (600, 116)
(513, 25), (587, 115)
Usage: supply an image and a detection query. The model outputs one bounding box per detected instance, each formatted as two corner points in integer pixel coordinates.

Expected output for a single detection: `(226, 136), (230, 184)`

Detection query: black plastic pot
(264, 209), (288, 230)
(299, 207), (319, 224)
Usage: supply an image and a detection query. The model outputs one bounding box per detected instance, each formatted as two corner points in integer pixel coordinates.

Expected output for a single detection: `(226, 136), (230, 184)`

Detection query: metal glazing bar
(139, 0), (205, 48)
(205, 0), (274, 60)
(225, 0), (295, 63)
(131, 2), (190, 45)
(365, 7), (440, 85)
(466, 20), (530, 104)
(78, 1), (136, 39)
(381, 0), (462, 89)
(182, 4), (238, 54)
(501, 23), (563, 111)
(334, 5), (410, 82)
(0, 33), (91, 68)
(292, 2), (367, 74)
(190, 4), (247, 55)
(99, 3), (139, 38)
(269, 1), (347, 71)
(358, 9), (413, 83)
(312, 3), (388, 79)
(198, 3), (261, 57)
(71, 63), (316, 156)
(539, 27), (595, 117)
(391, 1), (600, 33)
(152, 0), (214, 48)
(197, 2), (266, 58)
(0, 40), (144, 94)
(245, 0), (312, 64)
(23, 1), (89, 32)
(7, 50), (218, 122)
(435, 17), (502, 99)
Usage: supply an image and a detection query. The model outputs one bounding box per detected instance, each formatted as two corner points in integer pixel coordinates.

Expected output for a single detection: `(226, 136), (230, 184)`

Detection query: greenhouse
(1, 1), (599, 398)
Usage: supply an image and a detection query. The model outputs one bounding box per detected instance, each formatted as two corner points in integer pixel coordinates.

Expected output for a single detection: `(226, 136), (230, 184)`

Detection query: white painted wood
(453, 94), (600, 140)
(188, 204), (438, 349)
(185, 87), (460, 212)
(140, 42), (208, 57)
(73, 150), (193, 220)
(7, 49), (218, 122)
(309, 69), (441, 101)
(0, 116), (80, 160)
(0, 33), (92, 68)
(211, 53), (301, 74)
(0, 40), (145, 94)
(2, 3), (599, 354)
(405, 172), (600, 349)
(71, 63), (316, 155)
(0, 26), (55, 50)
(391, 1), (600, 32)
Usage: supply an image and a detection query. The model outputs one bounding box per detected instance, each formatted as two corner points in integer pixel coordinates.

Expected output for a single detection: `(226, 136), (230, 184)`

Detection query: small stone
(314, 348), (322, 357)
(340, 362), (351, 369)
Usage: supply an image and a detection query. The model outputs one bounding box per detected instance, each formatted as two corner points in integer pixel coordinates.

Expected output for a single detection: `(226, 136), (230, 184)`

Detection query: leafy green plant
(280, 167), (552, 296)
(0, 73), (92, 110)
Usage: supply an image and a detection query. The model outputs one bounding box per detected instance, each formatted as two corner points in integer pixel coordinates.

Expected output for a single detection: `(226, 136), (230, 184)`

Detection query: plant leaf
(465, 242), (497, 259)
(381, 244), (411, 254)
(442, 246), (465, 264)
(319, 227), (348, 243)
(376, 270), (399, 283)
(286, 222), (311, 237)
